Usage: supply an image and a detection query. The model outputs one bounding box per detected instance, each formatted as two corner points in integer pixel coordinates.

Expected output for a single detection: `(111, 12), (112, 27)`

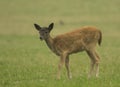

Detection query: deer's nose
(40, 37), (43, 40)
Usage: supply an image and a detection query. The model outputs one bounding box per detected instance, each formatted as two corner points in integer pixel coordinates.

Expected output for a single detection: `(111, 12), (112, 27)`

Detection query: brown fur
(34, 23), (102, 79)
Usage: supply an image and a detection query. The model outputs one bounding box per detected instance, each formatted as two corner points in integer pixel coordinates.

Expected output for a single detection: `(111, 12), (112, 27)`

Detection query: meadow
(0, 0), (120, 87)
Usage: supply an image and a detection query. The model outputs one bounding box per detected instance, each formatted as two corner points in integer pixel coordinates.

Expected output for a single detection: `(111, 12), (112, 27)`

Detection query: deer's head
(34, 23), (54, 40)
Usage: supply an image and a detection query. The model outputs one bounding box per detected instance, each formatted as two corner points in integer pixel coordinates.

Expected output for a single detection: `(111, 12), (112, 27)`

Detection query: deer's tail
(98, 30), (102, 46)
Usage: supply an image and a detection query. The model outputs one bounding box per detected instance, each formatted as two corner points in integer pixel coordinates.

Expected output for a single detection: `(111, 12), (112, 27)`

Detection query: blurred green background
(0, 0), (119, 35)
(0, 0), (120, 87)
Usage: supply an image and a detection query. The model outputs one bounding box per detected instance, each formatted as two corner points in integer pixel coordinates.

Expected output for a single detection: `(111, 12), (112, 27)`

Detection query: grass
(0, 0), (120, 87)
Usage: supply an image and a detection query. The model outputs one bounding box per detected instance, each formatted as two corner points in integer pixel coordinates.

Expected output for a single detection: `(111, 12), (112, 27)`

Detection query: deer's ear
(34, 23), (41, 31)
(48, 23), (54, 31)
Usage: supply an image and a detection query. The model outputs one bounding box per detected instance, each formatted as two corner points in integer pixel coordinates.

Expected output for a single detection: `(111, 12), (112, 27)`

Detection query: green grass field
(0, 0), (120, 87)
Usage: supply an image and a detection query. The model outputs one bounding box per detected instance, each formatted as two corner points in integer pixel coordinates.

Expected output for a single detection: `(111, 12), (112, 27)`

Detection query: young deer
(34, 23), (102, 79)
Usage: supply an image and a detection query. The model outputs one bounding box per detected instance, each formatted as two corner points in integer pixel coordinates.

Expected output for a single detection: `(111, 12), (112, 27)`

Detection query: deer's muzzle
(40, 37), (43, 40)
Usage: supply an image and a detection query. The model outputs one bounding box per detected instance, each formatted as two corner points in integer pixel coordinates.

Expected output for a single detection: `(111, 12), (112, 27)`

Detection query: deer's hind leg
(94, 51), (100, 77)
(86, 49), (100, 78)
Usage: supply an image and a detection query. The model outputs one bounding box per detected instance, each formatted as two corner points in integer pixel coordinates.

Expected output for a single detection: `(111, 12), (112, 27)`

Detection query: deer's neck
(45, 36), (58, 55)
(45, 36), (54, 50)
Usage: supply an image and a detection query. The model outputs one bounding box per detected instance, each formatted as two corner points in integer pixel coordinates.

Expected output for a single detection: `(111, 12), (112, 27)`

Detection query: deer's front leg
(65, 55), (72, 79)
(57, 53), (67, 79)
